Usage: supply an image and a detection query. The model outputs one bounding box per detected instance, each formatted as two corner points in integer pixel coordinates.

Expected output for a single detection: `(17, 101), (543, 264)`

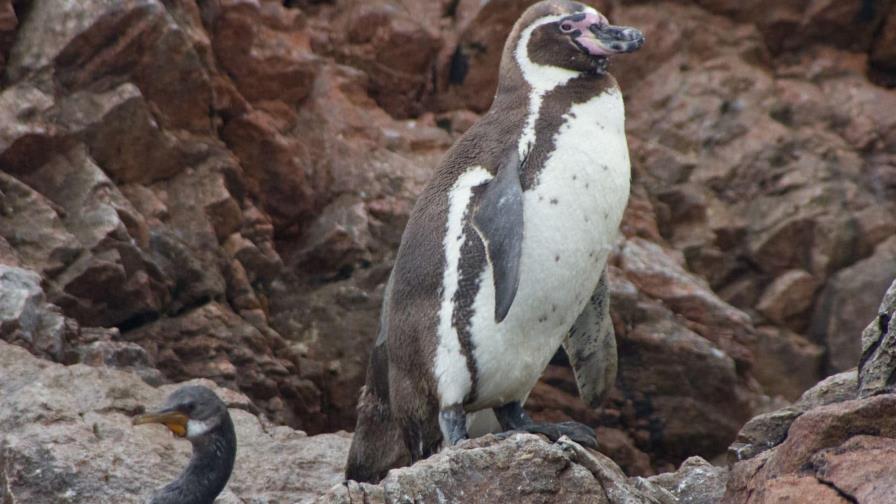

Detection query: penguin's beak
(133, 408), (189, 438)
(562, 12), (644, 56)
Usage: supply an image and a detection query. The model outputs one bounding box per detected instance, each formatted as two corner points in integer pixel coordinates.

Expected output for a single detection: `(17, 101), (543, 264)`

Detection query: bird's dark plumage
(133, 385), (236, 504)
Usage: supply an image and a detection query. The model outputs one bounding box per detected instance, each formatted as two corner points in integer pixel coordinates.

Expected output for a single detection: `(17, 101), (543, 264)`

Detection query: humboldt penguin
(133, 385), (237, 504)
(346, 0), (644, 483)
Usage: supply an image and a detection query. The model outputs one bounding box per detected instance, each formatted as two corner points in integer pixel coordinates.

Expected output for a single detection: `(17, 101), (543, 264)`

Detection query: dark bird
(133, 385), (237, 504)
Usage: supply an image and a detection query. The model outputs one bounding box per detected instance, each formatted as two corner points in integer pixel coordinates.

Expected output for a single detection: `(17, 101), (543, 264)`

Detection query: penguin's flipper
(563, 268), (617, 408)
(472, 148), (525, 323)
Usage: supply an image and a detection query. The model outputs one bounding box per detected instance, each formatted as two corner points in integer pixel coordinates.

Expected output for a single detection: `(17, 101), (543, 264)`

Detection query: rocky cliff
(1, 0), (895, 502)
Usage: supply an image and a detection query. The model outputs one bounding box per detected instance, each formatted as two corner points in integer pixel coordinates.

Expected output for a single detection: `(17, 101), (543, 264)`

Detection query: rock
(0, 340), (349, 504)
(755, 269), (818, 329)
(871, 6), (896, 74)
(811, 435), (896, 504)
(321, 433), (675, 504)
(647, 456), (729, 504)
(725, 394), (896, 503)
(0, 265), (74, 361)
(23, 146), (168, 327)
(0, 172), (82, 276)
(692, 0), (894, 54)
(296, 193), (374, 276)
(609, 265), (756, 466)
(319, 0), (442, 117)
(121, 301), (320, 430)
(617, 237), (755, 368)
(751, 326), (823, 400)
(595, 427), (655, 477)
(205, 0), (319, 107)
(858, 277), (896, 397)
(811, 236), (896, 372)
(728, 370), (857, 461)
(8, 0), (215, 133)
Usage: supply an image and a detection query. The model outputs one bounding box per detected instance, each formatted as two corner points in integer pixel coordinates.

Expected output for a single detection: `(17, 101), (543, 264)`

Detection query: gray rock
(810, 236), (896, 373)
(648, 457), (728, 504)
(321, 433), (676, 504)
(0, 264), (74, 360)
(858, 277), (896, 398)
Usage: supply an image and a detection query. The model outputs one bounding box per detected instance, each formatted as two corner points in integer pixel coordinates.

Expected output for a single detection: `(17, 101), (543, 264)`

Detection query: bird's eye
(560, 22), (574, 33)
(181, 401), (195, 413)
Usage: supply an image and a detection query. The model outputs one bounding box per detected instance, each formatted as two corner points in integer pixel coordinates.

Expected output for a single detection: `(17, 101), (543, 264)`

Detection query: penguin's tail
(344, 344), (409, 483)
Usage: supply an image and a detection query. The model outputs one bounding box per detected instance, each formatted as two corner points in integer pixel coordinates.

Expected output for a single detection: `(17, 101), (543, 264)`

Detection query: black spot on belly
(552, 304), (557, 313)
(585, 183), (590, 189)
(550, 198), (559, 205)
(572, 174), (577, 181)
(554, 254), (560, 262)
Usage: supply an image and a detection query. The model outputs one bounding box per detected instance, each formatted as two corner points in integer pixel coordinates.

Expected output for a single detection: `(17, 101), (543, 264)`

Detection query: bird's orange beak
(133, 410), (189, 438)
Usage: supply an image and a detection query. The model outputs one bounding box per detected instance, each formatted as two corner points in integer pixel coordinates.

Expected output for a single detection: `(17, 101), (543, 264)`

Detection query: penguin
(346, 0), (644, 483)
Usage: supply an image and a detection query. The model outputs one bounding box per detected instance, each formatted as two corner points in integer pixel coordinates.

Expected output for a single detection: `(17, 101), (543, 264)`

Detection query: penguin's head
(511, 1), (644, 76)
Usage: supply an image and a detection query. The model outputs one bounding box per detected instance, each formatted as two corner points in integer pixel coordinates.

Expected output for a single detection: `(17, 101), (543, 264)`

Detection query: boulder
(811, 236), (896, 372)
(321, 433), (676, 504)
(858, 278), (896, 398)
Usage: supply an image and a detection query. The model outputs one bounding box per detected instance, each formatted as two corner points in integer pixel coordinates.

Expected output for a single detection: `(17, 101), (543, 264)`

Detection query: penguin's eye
(559, 22), (575, 33)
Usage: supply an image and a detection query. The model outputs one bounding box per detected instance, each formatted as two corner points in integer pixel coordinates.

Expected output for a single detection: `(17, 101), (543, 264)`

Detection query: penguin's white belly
(468, 90), (631, 411)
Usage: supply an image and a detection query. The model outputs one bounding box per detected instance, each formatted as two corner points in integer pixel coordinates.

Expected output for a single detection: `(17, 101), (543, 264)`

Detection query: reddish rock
(321, 0), (442, 117)
(756, 269), (818, 329)
(122, 301), (321, 431)
(595, 426), (654, 477)
(618, 237), (755, 367)
(8, 0), (215, 133)
(764, 395), (896, 475)
(206, 0), (319, 107)
(812, 435), (896, 504)
(609, 267), (756, 465)
(751, 326), (823, 400)
(692, 0), (893, 54)
(295, 193), (374, 275)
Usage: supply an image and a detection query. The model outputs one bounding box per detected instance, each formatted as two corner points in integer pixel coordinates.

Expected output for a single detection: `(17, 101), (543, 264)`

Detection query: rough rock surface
(722, 286), (896, 503)
(320, 433), (676, 504)
(858, 278), (896, 398)
(1, 0), (895, 483)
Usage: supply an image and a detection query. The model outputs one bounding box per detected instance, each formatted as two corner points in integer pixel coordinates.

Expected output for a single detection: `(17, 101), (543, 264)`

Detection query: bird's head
(133, 385), (228, 441)
(510, 1), (644, 77)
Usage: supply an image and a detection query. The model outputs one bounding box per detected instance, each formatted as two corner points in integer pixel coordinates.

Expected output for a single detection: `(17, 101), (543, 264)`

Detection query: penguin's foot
(439, 404), (469, 446)
(493, 401), (598, 449)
